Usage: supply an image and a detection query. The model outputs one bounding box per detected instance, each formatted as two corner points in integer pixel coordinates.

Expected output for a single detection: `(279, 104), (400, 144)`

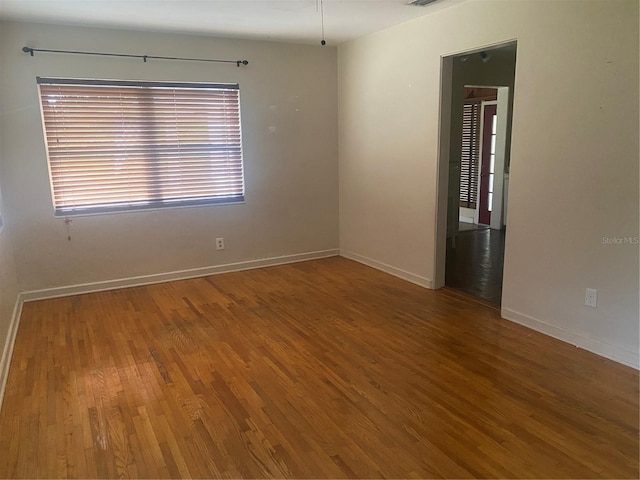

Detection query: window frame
(37, 77), (246, 217)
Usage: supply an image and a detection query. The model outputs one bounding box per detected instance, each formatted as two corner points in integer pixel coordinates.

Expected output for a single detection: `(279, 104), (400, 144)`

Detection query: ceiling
(0, 0), (465, 45)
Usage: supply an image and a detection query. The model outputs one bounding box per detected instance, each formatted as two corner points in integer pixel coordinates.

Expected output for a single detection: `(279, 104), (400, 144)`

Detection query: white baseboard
(502, 307), (639, 370)
(21, 249), (340, 302)
(340, 249), (432, 289)
(0, 294), (24, 412)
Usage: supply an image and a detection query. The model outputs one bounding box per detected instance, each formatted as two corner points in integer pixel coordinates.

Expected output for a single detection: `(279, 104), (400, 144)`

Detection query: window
(37, 77), (245, 216)
(460, 102), (480, 209)
(487, 112), (498, 212)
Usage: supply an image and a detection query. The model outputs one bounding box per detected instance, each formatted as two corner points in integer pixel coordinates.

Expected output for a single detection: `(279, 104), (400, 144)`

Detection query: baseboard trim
(502, 307), (639, 370)
(0, 294), (24, 412)
(340, 250), (432, 289)
(21, 249), (340, 302)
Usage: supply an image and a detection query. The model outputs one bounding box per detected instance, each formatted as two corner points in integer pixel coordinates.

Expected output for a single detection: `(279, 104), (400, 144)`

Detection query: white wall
(338, 0), (639, 366)
(0, 166), (20, 405)
(459, 207), (475, 223)
(0, 21), (339, 292)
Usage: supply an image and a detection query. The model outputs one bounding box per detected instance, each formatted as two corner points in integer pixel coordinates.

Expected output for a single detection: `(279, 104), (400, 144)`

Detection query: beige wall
(0, 21), (339, 291)
(338, 0), (639, 366)
(0, 183), (19, 366)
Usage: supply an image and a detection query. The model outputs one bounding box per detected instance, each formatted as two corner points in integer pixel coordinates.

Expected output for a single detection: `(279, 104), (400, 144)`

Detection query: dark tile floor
(445, 227), (506, 307)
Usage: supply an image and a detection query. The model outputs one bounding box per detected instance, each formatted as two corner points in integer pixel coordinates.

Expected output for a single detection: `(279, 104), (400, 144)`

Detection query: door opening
(434, 42), (517, 307)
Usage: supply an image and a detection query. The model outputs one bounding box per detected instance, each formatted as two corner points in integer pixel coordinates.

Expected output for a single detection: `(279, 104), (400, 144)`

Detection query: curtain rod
(22, 46), (249, 67)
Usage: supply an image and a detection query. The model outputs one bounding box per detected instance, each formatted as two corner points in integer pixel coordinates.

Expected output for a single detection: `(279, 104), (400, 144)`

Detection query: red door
(478, 104), (497, 225)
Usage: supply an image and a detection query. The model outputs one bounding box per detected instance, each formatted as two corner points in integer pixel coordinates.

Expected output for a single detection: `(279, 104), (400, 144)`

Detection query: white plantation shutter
(37, 78), (245, 216)
(460, 102), (480, 209)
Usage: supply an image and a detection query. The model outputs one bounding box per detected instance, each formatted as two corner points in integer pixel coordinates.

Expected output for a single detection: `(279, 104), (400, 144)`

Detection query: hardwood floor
(0, 256), (637, 478)
(446, 228), (506, 307)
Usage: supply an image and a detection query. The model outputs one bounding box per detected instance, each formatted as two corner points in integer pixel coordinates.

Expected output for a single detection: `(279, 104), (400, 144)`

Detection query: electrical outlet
(585, 288), (597, 308)
(216, 237), (224, 250)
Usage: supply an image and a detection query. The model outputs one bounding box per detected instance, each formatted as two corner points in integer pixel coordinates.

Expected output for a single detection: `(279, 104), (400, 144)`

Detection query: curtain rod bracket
(22, 46), (34, 56)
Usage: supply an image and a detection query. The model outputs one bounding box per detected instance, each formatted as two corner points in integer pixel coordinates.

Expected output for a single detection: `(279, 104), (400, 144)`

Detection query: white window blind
(460, 102), (480, 209)
(37, 77), (245, 216)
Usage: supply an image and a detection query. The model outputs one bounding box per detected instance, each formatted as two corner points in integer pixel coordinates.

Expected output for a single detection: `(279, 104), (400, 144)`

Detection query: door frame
(489, 87), (509, 230)
(433, 41), (516, 289)
(461, 91), (510, 229)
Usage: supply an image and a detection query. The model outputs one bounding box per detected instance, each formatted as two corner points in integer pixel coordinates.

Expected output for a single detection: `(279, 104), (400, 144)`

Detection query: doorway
(458, 88), (497, 229)
(434, 42), (517, 307)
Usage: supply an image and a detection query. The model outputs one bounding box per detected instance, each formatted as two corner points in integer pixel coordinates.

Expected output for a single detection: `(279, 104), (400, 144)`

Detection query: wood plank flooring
(446, 228), (506, 307)
(0, 256), (637, 478)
